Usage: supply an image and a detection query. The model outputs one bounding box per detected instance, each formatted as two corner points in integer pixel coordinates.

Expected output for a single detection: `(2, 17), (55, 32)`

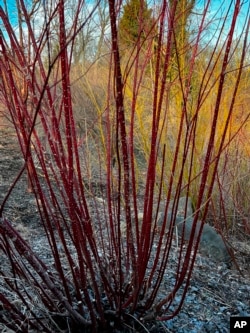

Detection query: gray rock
(156, 197), (231, 265)
(156, 196), (193, 218)
(175, 216), (231, 265)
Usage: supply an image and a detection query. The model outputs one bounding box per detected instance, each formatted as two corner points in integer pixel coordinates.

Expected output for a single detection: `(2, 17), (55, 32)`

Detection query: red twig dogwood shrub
(0, 0), (249, 331)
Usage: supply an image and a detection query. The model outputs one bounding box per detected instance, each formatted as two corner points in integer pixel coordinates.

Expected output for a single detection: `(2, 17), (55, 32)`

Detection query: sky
(198, 0), (249, 32)
(0, 0), (249, 43)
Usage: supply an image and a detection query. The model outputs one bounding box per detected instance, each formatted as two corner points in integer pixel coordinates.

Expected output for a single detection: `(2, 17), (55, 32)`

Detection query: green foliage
(170, 0), (195, 47)
(118, 0), (155, 48)
(169, 0), (196, 82)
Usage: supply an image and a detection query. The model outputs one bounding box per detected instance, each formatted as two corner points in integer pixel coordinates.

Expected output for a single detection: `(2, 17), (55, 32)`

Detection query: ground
(0, 123), (249, 332)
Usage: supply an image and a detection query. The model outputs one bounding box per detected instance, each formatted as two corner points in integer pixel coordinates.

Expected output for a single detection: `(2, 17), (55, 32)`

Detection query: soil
(0, 122), (249, 333)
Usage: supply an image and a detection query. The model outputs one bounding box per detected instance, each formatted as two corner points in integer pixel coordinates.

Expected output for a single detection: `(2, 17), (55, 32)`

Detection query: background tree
(118, 0), (156, 50)
(169, 0), (196, 83)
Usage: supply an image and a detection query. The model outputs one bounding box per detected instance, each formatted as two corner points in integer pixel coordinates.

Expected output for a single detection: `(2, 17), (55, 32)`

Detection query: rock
(156, 196), (193, 218)
(156, 197), (232, 265)
(175, 216), (231, 265)
(169, 196), (194, 218)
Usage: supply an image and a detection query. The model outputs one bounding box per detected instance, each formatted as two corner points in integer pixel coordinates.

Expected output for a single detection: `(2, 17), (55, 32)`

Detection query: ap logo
(230, 317), (249, 332)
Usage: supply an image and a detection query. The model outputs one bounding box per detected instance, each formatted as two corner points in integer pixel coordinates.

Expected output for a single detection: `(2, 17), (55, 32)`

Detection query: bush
(0, 0), (249, 331)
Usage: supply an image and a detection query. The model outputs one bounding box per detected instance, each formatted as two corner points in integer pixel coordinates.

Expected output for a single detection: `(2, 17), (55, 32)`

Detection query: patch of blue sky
(1, 0), (20, 26)
(194, 0), (249, 39)
(0, 0), (41, 38)
(1, 0), (249, 44)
